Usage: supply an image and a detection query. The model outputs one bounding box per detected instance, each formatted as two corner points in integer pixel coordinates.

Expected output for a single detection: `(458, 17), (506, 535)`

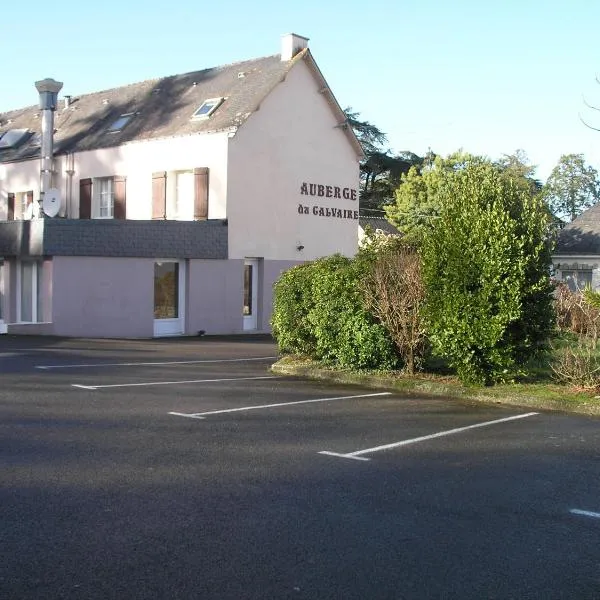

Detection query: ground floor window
(18, 260), (43, 322)
(562, 270), (592, 292)
(243, 258), (259, 330)
(154, 262), (179, 318)
(153, 260), (185, 337)
(0, 262), (5, 332)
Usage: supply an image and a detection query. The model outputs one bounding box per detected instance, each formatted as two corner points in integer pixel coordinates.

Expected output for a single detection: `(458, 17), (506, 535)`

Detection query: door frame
(243, 258), (259, 331)
(153, 259), (186, 337)
(0, 261), (5, 334)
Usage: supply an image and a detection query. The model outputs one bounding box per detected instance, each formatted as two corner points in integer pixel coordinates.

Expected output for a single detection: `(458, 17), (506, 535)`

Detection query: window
(562, 270), (593, 292)
(191, 98), (223, 120)
(97, 177), (114, 218)
(18, 191), (34, 220)
(155, 168), (208, 221)
(107, 113), (133, 133)
(18, 260), (44, 323)
(0, 128), (29, 150)
(166, 171), (195, 220)
(154, 262), (179, 319)
(80, 176), (126, 219)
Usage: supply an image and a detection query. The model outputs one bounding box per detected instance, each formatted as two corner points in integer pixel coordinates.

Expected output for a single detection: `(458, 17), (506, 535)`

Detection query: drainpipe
(34, 78), (63, 218)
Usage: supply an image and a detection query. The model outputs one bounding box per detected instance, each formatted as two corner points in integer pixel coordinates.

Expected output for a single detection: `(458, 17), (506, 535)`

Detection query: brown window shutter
(26, 190), (34, 206)
(152, 172), (166, 219)
(194, 167), (209, 220)
(113, 176), (126, 219)
(7, 193), (15, 220)
(79, 178), (92, 219)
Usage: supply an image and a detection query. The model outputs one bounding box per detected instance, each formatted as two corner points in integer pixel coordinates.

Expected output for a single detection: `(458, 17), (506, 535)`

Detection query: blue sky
(2, 0), (600, 182)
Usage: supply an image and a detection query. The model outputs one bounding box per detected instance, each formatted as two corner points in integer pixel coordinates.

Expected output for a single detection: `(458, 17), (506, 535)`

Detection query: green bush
(421, 160), (555, 385)
(271, 254), (398, 370)
(271, 263), (316, 355)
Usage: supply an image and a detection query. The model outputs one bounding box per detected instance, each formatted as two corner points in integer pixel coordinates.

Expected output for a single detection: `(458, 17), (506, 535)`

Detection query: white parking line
(168, 392), (392, 419)
(71, 375), (280, 390)
(37, 356), (277, 370)
(570, 509), (600, 519)
(319, 412), (539, 461)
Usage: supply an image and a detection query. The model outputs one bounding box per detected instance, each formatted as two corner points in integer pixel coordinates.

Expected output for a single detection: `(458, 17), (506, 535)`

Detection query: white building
(0, 34), (363, 337)
(552, 204), (600, 292)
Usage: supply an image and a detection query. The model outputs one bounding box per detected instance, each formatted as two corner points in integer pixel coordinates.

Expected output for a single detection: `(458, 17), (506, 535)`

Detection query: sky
(2, 0), (600, 183)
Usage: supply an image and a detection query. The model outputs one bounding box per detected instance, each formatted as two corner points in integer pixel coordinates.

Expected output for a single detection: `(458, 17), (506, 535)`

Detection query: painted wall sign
(300, 182), (357, 201)
(298, 204), (359, 220)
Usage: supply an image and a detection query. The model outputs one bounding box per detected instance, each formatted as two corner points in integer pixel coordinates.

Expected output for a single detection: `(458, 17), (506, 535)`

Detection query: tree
(495, 149), (543, 196)
(419, 157), (555, 385)
(387, 150), (546, 243)
(543, 154), (600, 221)
(344, 108), (423, 212)
(385, 151), (484, 243)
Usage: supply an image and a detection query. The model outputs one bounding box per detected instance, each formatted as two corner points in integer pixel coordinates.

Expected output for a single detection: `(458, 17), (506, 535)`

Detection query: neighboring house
(553, 203), (600, 291)
(0, 34), (363, 337)
(358, 215), (401, 246)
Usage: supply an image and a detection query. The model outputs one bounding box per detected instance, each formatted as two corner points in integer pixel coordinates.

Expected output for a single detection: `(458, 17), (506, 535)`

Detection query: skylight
(107, 113), (134, 133)
(0, 128), (29, 149)
(192, 98), (223, 120)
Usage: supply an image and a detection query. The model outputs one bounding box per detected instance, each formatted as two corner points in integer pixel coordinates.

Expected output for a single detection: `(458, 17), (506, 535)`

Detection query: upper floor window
(79, 176), (126, 220)
(152, 168), (209, 221)
(97, 177), (114, 218)
(6, 190), (34, 221)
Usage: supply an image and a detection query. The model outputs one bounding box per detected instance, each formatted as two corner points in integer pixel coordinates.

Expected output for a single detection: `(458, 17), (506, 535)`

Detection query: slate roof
(555, 203), (600, 255)
(0, 48), (358, 163)
(359, 215), (401, 236)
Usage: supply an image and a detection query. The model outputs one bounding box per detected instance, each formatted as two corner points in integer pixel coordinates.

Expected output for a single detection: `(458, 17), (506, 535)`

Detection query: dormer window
(0, 129), (30, 149)
(192, 98), (223, 120)
(107, 113), (134, 133)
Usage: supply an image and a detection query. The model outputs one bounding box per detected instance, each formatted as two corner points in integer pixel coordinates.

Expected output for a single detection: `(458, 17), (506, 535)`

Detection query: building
(358, 215), (401, 246)
(0, 34), (363, 337)
(552, 204), (600, 292)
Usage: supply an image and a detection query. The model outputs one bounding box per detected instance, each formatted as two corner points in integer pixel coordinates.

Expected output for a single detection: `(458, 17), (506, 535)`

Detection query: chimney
(281, 33), (309, 61)
(34, 78), (63, 217)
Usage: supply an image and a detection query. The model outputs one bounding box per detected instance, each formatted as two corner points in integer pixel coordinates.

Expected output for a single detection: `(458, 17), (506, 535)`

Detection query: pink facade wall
(51, 256), (153, 338)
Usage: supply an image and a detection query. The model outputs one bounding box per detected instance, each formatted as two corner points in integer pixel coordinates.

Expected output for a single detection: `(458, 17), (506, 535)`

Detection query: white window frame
(93, 177), (114, 219)
(0, 260), (6, 333)
(14, 191), (34, 220)
(166, 170), (194, 220)
(191, 97), (223, 120)
(16, 260), (43, 323)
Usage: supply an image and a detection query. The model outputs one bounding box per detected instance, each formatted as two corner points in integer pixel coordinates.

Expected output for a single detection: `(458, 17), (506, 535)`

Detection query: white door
(243, 259), (259, 330)
(0, 262), (6, 334)
(153, 260), (185, 336)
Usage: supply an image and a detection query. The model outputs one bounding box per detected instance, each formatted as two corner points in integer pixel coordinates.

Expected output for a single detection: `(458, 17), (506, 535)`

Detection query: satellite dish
(42, 188), (62, 217)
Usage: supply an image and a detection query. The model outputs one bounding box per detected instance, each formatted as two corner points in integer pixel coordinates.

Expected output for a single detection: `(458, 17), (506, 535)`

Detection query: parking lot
(1, 336), (599, 599)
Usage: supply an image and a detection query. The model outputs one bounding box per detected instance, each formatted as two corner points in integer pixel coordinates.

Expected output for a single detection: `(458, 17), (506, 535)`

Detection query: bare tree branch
(582, 95), (600, 113)
(579, 112), (600, 132)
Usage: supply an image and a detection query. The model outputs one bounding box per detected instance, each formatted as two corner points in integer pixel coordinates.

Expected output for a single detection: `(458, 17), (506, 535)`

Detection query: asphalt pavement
(1, 335), (599, 599)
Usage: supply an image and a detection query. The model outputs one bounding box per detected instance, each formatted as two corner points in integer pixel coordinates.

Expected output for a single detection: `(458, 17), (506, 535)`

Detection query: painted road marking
(71, 375), (280, 391)
(570, 509), (600, 519)
(319, 412), (539, 461)
(38, 356), (277, 370)
(169, 392), (392, 419)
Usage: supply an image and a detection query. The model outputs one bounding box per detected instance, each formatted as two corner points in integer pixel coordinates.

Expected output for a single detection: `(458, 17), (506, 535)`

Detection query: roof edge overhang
(300, 50), (365, 161)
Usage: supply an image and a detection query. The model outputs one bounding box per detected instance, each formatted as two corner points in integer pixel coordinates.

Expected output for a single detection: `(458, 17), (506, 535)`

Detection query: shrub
(271, 254), (398, 370)
(551, 336), (600, 389)
(420, 160), (555, 385)
(361, 241), (427, 373)
(271, 263), (316, 355)
(554, 283), (600, 341)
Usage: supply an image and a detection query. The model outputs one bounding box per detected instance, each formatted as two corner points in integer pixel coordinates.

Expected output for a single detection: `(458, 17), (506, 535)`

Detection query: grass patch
(271, 352), (600, 417)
